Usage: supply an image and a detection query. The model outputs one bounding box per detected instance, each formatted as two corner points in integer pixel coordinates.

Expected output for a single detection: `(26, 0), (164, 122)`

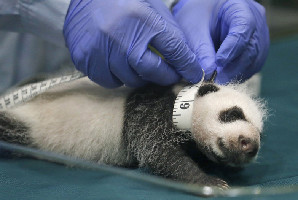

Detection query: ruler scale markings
(178, 100), (194, 103)
(0, 72), (84, 111)
(172, 70), (204, 131)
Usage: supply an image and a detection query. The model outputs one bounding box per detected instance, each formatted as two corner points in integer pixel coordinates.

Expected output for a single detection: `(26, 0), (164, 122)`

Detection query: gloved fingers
(172, 0), (216, 80)
(128, 48), (181, 86)
(71, 32), (123, 89)
(86, 55), (124, 89)
(144, 0), (203, 84)
(215, 0), (256, 68)
(193, 34), (217, 80)
(150, 29), (203, 84)
(171, 0), (190, 16)
(109, 53), (148, 88)
(76, 52), (124, 89)
(147, 0), (176, 23)
(249, 0), (270, 68)
(215, 34), (259, 84)
(64, 3), (123, 89)
(147, 0), (186, 30)
(250, 0), (266, 17)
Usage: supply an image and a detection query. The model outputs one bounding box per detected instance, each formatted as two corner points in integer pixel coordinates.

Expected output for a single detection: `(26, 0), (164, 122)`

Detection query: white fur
(192, 84), (266, 161)
(8, 77), (135, 166)
(5, 77), (266, 167)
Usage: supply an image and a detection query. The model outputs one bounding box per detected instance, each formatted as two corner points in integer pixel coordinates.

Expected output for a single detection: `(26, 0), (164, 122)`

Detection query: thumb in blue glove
(63, 0), (203, 88)
(173, 0), (270, 84)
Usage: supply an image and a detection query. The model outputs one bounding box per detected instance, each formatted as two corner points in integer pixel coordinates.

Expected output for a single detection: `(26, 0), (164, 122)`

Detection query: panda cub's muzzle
(216, 137), (260, 167)
(216, 106), (260, 166)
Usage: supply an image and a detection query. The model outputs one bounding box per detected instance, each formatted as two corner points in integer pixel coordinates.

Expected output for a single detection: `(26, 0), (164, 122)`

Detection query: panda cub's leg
(0, 112), (31, 145)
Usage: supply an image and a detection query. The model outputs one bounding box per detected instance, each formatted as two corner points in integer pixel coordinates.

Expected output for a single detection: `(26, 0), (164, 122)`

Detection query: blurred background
(259, 0), (298, 39)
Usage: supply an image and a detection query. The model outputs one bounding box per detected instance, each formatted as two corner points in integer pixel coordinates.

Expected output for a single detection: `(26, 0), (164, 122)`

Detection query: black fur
(0, 112), (31, 145)
(123, 85), (227, 186)
(219, 106), (247, 123)
(197, 84), (219, 97)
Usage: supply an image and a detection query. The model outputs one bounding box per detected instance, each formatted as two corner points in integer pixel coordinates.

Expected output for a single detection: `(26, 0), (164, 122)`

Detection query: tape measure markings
(0, 72), (84, 111)
(1, 69), (204, 132)
(172, 71), (205, 131)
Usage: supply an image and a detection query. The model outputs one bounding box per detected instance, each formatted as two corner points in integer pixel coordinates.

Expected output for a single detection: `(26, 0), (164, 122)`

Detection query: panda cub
(0, 77), (266, 188)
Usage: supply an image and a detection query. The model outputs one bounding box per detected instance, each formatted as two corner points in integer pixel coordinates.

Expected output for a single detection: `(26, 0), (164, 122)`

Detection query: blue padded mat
(0, 35), (298, 199)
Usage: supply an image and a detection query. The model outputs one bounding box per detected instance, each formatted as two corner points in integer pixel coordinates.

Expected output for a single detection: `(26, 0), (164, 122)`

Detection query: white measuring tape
(0, 68), (205, 132)
(0, 72), (85, 111)
(172, 71), (205, 131)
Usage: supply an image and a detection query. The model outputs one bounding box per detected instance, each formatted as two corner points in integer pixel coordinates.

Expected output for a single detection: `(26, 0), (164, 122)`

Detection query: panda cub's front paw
(197, 175), (229, 190)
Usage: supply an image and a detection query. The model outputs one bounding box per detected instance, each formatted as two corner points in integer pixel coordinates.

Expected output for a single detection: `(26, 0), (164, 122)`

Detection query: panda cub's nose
(239, 136), (259, 157)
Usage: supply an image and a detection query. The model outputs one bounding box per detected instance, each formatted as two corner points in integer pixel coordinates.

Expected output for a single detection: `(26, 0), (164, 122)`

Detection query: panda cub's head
(192, 83), (266, 167)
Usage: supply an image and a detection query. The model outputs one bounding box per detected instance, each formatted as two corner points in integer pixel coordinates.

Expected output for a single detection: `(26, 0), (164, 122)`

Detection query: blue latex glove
(172, 0), (270, 84)
(63, 0), (203, 88)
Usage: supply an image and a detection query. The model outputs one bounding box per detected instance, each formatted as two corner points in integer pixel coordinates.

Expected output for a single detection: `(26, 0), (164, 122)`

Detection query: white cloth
(0, 0), (70, 45)
(0, 0), (72, 94)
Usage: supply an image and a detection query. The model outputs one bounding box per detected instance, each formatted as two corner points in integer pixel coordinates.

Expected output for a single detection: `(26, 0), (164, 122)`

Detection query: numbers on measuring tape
(180, 103), (190, 109)
(0, 71), (84, 111)
(172, 70), (205, 131)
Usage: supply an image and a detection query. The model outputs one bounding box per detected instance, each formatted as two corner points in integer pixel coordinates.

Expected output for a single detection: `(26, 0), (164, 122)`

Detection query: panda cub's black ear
(197, 83), (219, 97)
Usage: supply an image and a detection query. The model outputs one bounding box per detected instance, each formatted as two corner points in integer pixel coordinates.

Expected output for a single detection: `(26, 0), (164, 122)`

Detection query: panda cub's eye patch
(219, 106), (247, 123)
(197, 84), (219, 97)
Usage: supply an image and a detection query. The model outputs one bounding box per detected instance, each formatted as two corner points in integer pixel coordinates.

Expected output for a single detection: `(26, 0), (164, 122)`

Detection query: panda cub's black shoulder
(123, 85), (188, 142)
(0, 112), (31, 145)
(122, 85), (191, 160)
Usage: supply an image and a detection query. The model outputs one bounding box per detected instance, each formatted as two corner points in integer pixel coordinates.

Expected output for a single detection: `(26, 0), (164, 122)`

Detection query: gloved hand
(63, 0), (203, 88)
(172, 0), (270, 84)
